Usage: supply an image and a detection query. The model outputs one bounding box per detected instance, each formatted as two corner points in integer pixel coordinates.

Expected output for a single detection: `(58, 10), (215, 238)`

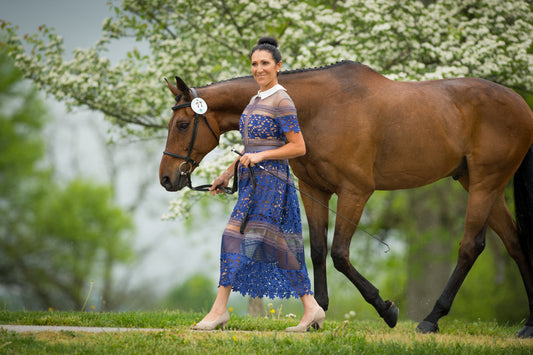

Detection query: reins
(185, 161), (240, 194)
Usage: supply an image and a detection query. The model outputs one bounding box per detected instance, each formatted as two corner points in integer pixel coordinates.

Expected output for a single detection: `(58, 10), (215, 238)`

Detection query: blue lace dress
(218, 85), (312, 299)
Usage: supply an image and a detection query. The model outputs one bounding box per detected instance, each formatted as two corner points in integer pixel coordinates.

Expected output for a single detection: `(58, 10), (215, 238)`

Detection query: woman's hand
(239, 152), (264, 167)
(209, 173), (231, 196)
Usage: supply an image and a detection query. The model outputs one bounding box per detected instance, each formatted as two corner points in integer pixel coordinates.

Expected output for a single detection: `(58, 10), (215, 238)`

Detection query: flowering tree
(1, 0), (532, 216)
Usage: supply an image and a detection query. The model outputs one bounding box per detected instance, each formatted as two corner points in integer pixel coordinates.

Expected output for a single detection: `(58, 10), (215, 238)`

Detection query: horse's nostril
(161, 175), (172, 189)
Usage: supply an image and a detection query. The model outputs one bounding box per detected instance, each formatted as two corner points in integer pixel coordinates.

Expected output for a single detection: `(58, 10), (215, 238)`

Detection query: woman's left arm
(239, 130), (306, 167)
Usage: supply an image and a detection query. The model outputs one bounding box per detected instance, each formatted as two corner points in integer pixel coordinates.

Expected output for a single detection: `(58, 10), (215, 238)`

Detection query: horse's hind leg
(299, 180), (332, 311)
(487, 194), (533, 337)
(331, 190), (399, 328)
(416, 176), (506, 334)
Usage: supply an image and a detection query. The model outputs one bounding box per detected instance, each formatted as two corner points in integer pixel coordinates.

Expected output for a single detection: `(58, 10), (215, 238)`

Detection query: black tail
(514, 145), (533, 263)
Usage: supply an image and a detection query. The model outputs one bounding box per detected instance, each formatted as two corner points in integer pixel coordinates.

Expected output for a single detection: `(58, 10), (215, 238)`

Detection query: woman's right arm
(209, 152), (242, 195)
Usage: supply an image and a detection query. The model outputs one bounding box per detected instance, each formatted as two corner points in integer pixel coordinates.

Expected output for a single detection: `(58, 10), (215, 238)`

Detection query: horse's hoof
(382, 300), (399, 328)
(517, 325), (533, 338)
(416, 321), (439, 334)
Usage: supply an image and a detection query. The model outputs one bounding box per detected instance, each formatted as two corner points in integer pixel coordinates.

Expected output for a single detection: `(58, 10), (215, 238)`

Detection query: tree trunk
(405, 180), (466, 321)
(247, 296), (264, 317)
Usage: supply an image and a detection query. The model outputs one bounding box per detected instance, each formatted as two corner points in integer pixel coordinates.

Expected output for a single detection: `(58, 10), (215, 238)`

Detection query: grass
(1, 310), (532, 354)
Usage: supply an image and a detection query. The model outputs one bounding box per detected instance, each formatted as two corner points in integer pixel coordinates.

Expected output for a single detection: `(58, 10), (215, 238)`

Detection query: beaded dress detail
(219, 85), (312, 299)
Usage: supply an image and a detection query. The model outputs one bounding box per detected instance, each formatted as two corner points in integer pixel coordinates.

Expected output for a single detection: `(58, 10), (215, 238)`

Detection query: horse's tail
(514, 144), (533, 263)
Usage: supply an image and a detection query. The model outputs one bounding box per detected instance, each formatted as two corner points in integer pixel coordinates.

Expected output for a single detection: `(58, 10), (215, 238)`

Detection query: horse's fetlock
(435, 298), (451, 316)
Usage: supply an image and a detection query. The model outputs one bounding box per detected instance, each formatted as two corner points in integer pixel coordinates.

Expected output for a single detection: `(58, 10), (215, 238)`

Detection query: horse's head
(159, 77), (220, 191)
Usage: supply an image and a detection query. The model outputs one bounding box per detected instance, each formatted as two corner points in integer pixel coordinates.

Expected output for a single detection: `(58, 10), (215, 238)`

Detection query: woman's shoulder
(247, 94), (259, 105)
(272, 90), (294, 107)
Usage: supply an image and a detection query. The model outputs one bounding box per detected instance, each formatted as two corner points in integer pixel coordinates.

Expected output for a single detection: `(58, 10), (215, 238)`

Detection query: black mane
(281, 60), (361, 76)
(198, 60), (361, 88)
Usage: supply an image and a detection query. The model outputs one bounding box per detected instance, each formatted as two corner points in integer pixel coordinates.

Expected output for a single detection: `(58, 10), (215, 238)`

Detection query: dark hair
(251, 37), (282, 64)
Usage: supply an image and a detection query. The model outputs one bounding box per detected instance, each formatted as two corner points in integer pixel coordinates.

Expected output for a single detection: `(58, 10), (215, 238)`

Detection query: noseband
(163, 88), (219, 174)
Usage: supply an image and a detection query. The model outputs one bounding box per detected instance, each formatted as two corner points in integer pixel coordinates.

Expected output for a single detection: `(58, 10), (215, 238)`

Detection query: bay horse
(159, 61), (533, 337)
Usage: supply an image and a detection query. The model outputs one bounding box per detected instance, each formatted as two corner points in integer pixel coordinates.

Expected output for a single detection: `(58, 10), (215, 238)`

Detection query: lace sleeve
(276, 95), (301, 135)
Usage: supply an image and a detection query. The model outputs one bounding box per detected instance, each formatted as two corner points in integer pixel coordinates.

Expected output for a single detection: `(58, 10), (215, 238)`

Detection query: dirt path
(0, 325), (165, 333)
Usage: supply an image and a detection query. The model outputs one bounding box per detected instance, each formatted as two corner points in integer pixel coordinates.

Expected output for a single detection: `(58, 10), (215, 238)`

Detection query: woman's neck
(259, 80), (279, 92)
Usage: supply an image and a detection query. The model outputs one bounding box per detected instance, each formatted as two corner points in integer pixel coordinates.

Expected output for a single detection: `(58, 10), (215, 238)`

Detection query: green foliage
(0, 50), (135, 311)
(0, 49), (50, 200)
(35, 180), (134, 267)
(163, 274), (216, 312)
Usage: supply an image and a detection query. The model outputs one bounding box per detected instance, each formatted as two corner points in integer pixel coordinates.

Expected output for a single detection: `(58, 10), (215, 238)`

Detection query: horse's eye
(178, 122), (190, 132)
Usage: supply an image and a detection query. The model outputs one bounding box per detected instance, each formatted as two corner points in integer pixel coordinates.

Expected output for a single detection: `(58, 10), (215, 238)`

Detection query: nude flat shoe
(190, 310), (230, 331)
(285, 306), (325, 332)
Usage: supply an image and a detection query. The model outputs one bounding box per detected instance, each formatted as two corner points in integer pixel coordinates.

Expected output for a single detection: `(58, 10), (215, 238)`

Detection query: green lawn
(1, 311), (532, 354)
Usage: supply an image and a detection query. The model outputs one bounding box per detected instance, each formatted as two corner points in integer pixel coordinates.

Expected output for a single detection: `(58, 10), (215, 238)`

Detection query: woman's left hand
(239, 152), (264, 167)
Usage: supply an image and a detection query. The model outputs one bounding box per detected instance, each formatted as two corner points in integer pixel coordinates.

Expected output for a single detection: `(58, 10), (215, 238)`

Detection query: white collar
(256, 84), (286, 100)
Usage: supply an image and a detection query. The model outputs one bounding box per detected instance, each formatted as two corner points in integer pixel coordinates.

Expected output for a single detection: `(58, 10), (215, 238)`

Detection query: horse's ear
(175, 76), (192, 101)
(164, 77), (181, 97)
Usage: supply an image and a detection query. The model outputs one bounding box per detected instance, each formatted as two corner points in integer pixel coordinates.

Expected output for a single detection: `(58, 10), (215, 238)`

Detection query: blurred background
(1, 0), (532, 323)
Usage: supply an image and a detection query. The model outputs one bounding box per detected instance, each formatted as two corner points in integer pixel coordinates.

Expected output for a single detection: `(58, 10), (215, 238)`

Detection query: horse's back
(288, 63), (533, 191)
(372, 77), (533, 188)
(434, 77), (533, 162)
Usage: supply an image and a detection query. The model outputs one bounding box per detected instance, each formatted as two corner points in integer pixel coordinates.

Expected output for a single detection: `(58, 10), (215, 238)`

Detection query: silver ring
(178, 161), (194, 176)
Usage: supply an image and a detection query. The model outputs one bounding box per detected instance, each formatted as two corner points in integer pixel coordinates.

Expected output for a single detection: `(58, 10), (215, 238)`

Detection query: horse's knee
(311, 244), (327, 265)
(331, 248), (350, 272)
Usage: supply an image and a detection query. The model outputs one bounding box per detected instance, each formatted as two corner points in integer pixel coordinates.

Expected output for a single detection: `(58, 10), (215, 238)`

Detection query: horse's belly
(374, 171), (449, 190)
(372, 150), (463, 190)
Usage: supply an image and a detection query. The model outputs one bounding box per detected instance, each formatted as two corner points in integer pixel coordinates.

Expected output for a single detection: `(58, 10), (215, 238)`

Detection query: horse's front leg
(331, 189), (399, 328)
(299, 180), (332, 311)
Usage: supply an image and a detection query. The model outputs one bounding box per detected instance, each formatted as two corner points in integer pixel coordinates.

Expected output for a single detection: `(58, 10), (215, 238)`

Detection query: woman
(192, 37), (325, 332)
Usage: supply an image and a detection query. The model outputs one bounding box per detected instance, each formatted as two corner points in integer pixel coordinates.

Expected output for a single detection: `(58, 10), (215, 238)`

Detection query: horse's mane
(198, 60), (364, 88)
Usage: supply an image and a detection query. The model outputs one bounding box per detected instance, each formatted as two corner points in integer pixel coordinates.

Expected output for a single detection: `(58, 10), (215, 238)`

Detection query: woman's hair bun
(251, 37), (282, 63)
(257, 37), (278, 48)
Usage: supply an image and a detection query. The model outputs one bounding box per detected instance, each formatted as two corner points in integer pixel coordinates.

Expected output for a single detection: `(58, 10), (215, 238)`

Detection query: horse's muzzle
(160, 172), (189, 191)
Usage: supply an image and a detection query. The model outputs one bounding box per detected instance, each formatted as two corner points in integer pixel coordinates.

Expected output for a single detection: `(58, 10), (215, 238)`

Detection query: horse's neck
(199, 78), (257, 134)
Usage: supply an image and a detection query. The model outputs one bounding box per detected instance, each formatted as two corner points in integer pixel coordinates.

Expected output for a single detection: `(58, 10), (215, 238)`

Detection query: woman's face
(251, 49), (282, 91)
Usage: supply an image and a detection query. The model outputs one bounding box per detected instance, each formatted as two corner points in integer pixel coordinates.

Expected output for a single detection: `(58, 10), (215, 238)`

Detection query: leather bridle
(163, 88), (239, 195)
(163, 88), (219, 176)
